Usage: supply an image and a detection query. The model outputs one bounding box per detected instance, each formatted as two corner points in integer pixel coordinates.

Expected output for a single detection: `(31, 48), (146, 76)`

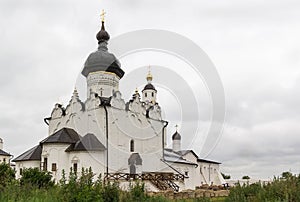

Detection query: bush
(242, 176), (250, 180)
(20, 167), (54, 188)
(221, 173), (231, 180)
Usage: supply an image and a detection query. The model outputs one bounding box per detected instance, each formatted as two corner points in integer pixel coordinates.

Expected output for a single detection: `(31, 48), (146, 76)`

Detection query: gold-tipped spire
(135, 87), (139, 94)
(100, 9), (106, 22)
(146, 65), (153, 83)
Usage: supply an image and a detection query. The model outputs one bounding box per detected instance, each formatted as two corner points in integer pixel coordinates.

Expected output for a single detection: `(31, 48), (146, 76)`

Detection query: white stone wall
(15, 160), (40, 179)
(198, 162), (222, 185)
(68, 151), (105, 178)
(42, 143), (71, 181)
(142, 89), (157, 104)
(87, 71), (120, 98)
(172, 140), (181, 152)
(48, 90), (164, 176)
(0, 155), (9, 164)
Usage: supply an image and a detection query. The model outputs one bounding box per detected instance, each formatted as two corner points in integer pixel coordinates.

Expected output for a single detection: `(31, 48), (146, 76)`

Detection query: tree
(0, 163), (15, 188)
(281, 171), (293, 179)
(242, 175), (250, 180)
(221, 172), (231, 179)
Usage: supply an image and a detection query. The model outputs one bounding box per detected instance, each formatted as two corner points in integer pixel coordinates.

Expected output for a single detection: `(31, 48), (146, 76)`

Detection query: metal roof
(41, 128), (80, 144)
(65, 133), (105, 152)
(13, 145), (41, 162)
(0, 149), (11, 156)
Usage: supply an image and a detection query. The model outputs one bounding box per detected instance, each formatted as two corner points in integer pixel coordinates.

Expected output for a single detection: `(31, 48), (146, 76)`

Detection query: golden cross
(100, 9), (106, 22)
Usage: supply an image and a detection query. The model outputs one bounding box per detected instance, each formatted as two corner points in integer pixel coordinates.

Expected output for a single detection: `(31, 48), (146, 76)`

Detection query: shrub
(20, 167), (54, 188)
(242, 176), (250, 180)
(221, 172), (231, 180)
(102, 182), (120, 202)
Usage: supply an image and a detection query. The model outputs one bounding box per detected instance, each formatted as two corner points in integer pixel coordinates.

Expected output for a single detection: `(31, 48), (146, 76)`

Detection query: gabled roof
(65, 133), (105, 152)
(165, 148), (221, 165)
(164, 149), (198, 166)
(41, 128), (80, 144)
(0, 149), (11, 156)
(13, 145), (42, 162)
(197, 158), (221, 164)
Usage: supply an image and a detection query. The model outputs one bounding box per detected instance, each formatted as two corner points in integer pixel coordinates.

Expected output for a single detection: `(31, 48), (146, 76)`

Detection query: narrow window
(145, 93), (147, 97)
(43, 158), (48, 171)
(3, 158), (6, 163)
(51, 163), (57, 171)
(185, 171), (188, 176)
(100, 88), (103, 97)
(152, 92), (154, 97)
(20, 168), (23, 176)
(73, 163), (78, 174)
(130, 140), (134, 152)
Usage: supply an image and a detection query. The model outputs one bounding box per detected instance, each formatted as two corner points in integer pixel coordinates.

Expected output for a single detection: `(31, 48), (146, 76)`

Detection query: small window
(130, 140), (134, 152)
(43, 158), (48, 171)
(3, 158), (6, 163)
(152, 92), (154, 97)
(185, 171), (188, 176)
(73, 163), (78, 174)
(51, 163), (57, 171)
(20, 168), (23, 176)
(145, 93), (147, 97)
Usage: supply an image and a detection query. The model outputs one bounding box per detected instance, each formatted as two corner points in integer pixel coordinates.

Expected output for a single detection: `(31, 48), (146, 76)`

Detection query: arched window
(130, 139), (134, 152)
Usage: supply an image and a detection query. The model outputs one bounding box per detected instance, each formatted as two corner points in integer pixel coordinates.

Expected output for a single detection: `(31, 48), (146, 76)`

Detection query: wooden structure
(104, 172), (184, 192)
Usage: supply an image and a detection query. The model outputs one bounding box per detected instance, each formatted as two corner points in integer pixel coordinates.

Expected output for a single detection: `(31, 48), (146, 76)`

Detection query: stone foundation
(147, 189), (229, 199)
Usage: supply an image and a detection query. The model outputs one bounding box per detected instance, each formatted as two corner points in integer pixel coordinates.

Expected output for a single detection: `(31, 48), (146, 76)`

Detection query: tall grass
(226, 173), (300, 202)
(0, 164), (172, 202)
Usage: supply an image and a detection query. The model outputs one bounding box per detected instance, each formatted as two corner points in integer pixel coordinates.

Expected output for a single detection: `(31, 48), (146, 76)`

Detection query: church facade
(13, 16), (225, 191)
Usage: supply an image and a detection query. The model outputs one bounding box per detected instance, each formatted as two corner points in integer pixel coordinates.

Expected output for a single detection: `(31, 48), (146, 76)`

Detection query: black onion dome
(96, 21), (110, 43)
(81, 21), (125, 79)
(172, 131), (181, 140)
(143, 83), (156, 91)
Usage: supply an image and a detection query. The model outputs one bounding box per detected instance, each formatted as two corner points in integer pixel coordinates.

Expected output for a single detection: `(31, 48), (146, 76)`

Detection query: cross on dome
(96, 9), (110, 43)
(175, 124), (179, 132)
(146, 65), (153, 83)
(100, 9), (106, 22)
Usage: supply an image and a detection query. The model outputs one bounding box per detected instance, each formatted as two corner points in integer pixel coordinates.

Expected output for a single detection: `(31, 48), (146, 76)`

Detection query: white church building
(13, 14), (225, 191)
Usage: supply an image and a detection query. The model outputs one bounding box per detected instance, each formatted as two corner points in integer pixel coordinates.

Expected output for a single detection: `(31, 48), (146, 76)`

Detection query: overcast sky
(1, 0), (300, 180)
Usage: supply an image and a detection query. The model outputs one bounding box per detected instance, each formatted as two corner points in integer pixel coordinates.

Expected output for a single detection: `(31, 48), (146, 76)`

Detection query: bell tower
(142, 67), (157, 105)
